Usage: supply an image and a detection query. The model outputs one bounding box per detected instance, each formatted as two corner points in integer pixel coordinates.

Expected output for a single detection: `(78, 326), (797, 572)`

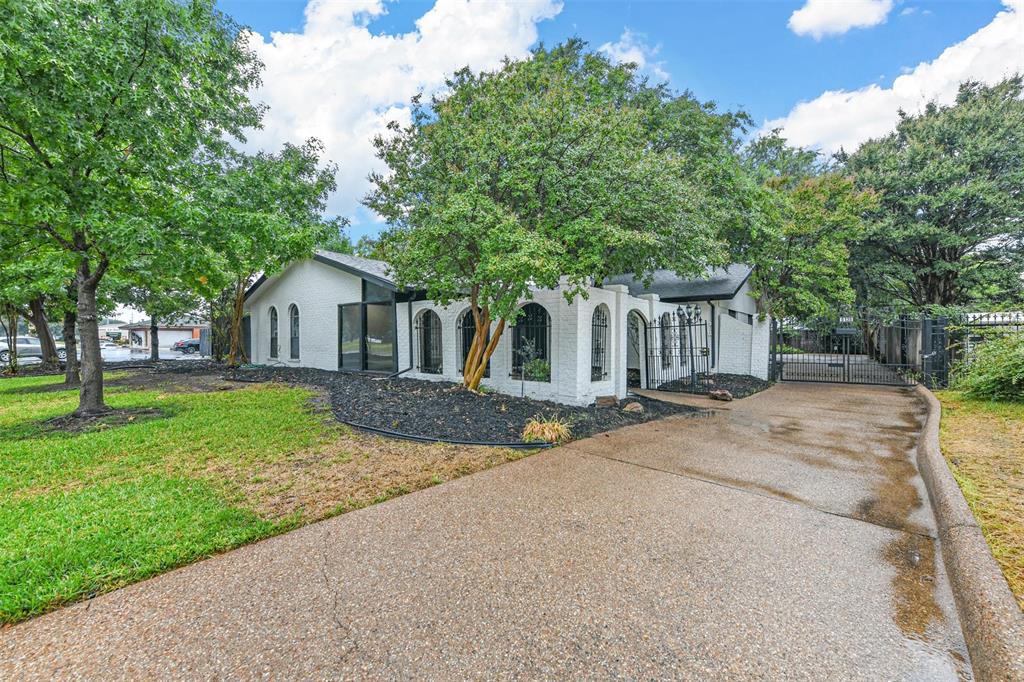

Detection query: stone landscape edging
(914, 384), (1024, 681)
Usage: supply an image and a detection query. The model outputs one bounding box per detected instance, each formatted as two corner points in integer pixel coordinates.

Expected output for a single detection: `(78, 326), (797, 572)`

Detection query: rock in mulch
(622, 401), (644, 413)
(225, 366), (697, 444)
(657, 373), (771, 399)
(708, 389), (733, 402)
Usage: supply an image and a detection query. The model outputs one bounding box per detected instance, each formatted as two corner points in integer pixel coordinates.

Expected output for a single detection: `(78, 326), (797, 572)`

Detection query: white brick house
(243, 250), (771, 406)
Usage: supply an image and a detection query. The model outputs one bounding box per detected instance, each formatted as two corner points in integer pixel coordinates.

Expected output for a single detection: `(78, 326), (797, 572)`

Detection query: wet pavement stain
(883, 533), (944, 638)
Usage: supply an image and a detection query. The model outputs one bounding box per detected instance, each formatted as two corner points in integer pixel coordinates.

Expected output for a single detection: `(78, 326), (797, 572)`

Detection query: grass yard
(0, 371), (526, 624)
(935, 391), (1024, 609)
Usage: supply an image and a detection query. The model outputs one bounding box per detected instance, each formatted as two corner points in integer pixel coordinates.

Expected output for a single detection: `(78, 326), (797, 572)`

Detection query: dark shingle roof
(602, 264), (753, 302)
(313, 250), (395, 288)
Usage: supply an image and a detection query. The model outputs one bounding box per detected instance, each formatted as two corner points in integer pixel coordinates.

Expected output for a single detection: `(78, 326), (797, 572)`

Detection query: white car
(0, 336), (68, 363)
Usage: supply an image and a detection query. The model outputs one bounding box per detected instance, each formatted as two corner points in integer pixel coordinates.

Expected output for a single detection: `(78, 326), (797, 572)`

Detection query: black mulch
(656, 372), (772, 399)
(224, 366), (699, 444)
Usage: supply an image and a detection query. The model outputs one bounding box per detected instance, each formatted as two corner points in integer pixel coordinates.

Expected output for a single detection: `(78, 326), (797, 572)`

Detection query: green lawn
(936, 391), (1024, 609)
(0, 372), (523, 624)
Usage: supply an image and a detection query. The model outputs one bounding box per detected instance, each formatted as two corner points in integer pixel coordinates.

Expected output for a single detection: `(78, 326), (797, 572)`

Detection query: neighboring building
(97, 319), (127, 341)
(243, 250), (771, 406)
(120, 316), (207, 351)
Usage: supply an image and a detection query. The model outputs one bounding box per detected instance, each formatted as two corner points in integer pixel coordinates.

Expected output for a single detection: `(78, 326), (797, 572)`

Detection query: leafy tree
(197, 142), (338, 366)
(0, 0), (261, 414)
(735, 131), (878, 320)
(846, 77), (1024, 307)
(367, 41), (735, 391)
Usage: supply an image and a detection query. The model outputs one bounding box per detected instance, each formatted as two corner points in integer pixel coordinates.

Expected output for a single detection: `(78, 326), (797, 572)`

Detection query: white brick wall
(246, 259), (361, 370)
(245, 257), (772, 404)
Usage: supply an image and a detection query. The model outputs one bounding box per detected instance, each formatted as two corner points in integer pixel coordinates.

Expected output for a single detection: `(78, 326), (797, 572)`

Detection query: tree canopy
(734, 131), (878, 320)
(366, 40), (747, 389)
(846, 77), (1024, 308)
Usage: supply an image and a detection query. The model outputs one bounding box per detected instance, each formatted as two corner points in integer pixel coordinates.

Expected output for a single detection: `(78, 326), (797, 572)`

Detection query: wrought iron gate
(771, 310), (950, 388)
(645, 307), (711, 392)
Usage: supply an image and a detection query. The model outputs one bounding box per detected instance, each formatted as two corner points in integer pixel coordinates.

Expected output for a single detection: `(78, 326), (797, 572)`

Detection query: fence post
(921, 315), (934, 388)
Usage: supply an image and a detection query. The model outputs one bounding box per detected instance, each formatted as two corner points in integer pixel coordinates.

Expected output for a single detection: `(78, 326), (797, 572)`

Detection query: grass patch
(0, 371), (528, 624)
(936, 390), (1024, 609)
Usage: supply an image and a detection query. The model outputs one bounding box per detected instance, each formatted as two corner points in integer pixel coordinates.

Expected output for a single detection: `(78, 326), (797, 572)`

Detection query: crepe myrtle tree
(0, 0), (262, 415)
(366, 41), (728, 392)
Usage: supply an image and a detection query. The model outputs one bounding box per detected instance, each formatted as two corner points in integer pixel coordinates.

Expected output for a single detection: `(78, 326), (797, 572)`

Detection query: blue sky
(216, 0), (1023, 239)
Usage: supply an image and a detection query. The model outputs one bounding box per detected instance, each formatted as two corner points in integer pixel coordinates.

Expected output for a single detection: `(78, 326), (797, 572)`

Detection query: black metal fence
(769, 308), (1022, 389)
(645, 306), (710, 392)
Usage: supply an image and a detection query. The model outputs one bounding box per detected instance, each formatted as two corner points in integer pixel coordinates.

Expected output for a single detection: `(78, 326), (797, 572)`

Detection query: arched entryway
(626, 310), (648, 389)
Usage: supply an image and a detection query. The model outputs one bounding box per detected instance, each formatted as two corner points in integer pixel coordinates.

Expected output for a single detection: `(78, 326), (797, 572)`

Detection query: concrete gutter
(914, 385), (1024, 681)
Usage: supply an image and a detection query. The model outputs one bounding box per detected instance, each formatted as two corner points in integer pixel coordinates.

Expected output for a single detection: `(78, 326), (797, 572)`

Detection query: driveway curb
(914, 385), (1024, 681)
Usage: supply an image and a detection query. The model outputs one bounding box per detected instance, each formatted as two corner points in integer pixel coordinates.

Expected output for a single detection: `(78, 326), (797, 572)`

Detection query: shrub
(524, 358), (551, 382)
(954, 332), (1024, 402)
(522, 415), (571, 444)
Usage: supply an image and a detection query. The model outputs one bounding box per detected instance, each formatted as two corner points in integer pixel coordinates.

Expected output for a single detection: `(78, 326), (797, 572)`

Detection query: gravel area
(225, 366), (696, 443)
(657, 372), (772, 398)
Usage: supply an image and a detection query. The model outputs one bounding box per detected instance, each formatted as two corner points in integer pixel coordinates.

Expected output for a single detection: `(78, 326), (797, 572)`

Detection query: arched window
(289, 304), (300, 359)
(415, 309), (443, 374)
(269, 307), (278, 358)
(511, 303), (551, 382)
(457, 309), (490, 378)
(660, 312), (673, 369)
(591, 304), (610, 381)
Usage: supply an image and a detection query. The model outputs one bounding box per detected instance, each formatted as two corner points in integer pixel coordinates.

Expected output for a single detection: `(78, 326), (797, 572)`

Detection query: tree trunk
(149, 316), (160, 361)
(464, 319), (506, 391)
(227, 278), (247, 367)
(63, 309), (80, 385)
(75, 258), (110, 417)
(1, 308), (17, 374)
(28, 296), (60, 366)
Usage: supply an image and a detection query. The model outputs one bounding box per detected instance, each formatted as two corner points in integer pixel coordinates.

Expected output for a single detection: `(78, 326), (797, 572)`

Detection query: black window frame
(289, 304), (300, 359)
(415, 309), (443, 374)
(591, 304), (610, 381)
(269, 306), (278, 358)
(336, 279), (398, 373)
(510, 302), (551, 382)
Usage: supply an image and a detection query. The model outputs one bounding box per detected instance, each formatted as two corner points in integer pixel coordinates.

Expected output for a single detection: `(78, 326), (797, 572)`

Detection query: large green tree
(366, 41), (742, 391)
(735, 131), (878, 319)
(0, 0), (261, 414)
(196, 141), (338, 366)
(846, 77), (1024, 308)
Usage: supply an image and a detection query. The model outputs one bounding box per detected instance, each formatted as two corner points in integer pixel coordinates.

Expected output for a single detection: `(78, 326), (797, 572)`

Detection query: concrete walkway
(0, 383), (970, 679)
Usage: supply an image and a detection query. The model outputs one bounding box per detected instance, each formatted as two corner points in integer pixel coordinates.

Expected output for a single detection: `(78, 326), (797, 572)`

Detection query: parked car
(171, 338), (201, 354)
(0, 336), (67, 363)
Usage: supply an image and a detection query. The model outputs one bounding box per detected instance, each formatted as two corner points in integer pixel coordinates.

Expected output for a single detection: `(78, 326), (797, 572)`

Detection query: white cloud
(598, 28), (670, 81)
(766, 0), (1024, 153)
(788, 0), (893, 39)
(243, 0), (562, 217)
(899, 6), (917, 17)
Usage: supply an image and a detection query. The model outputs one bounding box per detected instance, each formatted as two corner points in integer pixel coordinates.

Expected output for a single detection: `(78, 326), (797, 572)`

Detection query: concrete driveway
(0, 383), (970, 680)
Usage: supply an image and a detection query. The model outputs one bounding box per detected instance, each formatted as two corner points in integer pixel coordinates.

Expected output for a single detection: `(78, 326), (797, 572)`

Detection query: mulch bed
(224, 366), (697, 444)
(656, 372), (772, 399)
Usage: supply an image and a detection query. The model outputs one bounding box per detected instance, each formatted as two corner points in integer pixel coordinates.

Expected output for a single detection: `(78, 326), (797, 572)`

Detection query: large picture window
(591, 304), (610, 381)
(457, 308), (490, 378)
(289, 304), (300, 359)
(415, 309), (442, 374)
(337, 279), (397, 373)
(511, 303), (551, 382)
(269, 307), (278, 358)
